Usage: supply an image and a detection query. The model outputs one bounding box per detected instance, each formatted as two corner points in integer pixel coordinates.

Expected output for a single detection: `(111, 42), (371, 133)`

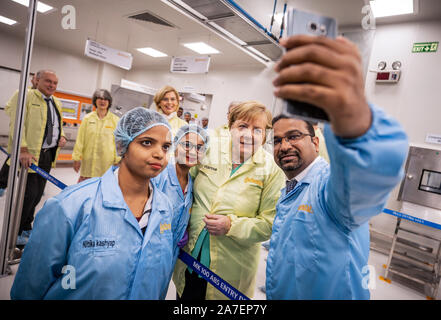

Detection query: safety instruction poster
(59, 98), (80, 120)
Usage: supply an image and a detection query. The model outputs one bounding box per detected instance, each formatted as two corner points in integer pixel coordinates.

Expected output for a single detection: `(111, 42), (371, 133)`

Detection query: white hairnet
(173, 124), (209, 147)
(114, 106), (171, 156)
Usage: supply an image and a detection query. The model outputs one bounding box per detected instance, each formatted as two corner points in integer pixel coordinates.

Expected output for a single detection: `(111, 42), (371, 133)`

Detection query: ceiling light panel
(369, 0), (415, 18)
(0, 15), (18, 25)
(183, 42), (220, 54)
(10, 0), (54, 13)
(137, 47), (168, 58)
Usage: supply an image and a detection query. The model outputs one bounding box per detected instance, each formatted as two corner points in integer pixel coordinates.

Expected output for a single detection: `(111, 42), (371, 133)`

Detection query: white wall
(0, 31), (126, 98)
(365, 20), (441, 151)
(0, 28), (280, 131)
(126, 65), (282, 129)
(364, 20), (441, 240)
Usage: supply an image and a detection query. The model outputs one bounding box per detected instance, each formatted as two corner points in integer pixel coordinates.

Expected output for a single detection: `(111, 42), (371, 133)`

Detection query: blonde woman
(154, 86), (187, 136)
(173, 101), (285, 300)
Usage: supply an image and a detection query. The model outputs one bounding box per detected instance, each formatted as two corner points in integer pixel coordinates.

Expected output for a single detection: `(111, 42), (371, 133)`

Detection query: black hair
(272, 114), (315, 137)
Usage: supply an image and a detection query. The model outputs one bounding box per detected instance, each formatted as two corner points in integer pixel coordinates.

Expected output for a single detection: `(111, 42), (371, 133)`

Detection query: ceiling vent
(127, 10), (177, 28)
(162, 0), (283, 65)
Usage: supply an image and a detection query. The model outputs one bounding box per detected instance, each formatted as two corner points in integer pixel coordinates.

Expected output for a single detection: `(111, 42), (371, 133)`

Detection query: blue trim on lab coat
(266, 104), (408, 300)
(11, 166), (179, 300)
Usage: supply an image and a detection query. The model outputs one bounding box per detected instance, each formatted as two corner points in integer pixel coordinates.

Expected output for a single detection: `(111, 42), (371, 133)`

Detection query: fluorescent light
(0, 15), (18, 25)
(369, 0), (414, 18)
(183, 42), (220, 54)
(10, 0), (54, 13)
(208, 22), (247, 46)
(247, 47), (271, 62)
(137, 47), (168, 58)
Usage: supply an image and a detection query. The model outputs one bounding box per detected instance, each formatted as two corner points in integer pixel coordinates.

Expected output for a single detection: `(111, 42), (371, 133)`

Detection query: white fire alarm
(376, 70), (401, 83)
(375, 60), (402, 83)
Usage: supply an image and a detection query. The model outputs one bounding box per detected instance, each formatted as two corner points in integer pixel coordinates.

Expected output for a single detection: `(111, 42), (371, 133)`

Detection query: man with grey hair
(30, 70), (42, 89)
(1, 70), (66, 246)
(184, 111), (191, 124)
(201, 117), (208, 130)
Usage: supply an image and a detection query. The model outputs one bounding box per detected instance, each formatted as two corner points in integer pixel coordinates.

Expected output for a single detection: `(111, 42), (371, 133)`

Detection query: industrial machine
(379, 146), (441, 299)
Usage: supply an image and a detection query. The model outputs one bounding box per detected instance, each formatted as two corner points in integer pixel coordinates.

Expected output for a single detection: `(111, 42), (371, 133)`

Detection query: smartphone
(282, 9), (338, 123)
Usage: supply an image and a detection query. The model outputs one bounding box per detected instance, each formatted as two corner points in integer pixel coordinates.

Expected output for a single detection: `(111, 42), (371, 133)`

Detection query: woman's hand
(203, 214), (231, 236)
(73, 160), (81, 173)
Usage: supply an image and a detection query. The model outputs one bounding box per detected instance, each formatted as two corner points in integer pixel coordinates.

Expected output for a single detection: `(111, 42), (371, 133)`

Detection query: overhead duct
(162, 0), (283, 64)
(187, 92), (206, 103)
(127, 10), (177, 29)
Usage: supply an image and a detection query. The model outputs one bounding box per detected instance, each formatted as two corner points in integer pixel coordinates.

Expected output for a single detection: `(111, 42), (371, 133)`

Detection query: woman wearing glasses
(173, 101), (285, 300)
(152, 124), (209, 266)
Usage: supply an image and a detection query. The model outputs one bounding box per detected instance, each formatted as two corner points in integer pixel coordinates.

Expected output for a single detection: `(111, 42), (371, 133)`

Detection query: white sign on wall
(59, 98), (79, 120)
(120, 79), (157, 95)
(426, 133), (441, 145)
(85, 40), (133, 70)
(171, 56), (210, 74)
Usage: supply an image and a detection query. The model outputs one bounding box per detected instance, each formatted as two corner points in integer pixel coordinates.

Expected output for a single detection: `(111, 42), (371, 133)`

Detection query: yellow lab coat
(5, 89), (65, 171)
(173, 132), (285, 299)
(72, 110), (120, 178)
(157, 109), (187, 138)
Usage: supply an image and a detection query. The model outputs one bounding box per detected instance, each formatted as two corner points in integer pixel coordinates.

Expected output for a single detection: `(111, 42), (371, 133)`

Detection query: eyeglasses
(179, 141), (206, 153)
(273, 131), (313, 146)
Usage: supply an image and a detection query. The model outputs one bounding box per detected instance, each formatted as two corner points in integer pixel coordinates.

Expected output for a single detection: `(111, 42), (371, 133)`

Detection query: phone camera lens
(308, 22), (318, 32)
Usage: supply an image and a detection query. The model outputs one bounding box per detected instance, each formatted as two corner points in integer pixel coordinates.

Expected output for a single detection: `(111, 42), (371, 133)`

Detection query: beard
(278, 150), (303, 172)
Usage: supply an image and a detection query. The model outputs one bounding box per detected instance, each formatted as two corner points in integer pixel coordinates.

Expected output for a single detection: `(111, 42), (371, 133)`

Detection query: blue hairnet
(173, 124), (209, 149)
(114, 107), (171, 156)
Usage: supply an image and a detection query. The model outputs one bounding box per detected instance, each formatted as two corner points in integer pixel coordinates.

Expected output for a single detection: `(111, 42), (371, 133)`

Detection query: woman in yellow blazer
(173, 101), (285, 300)
(153, 86), (187, 137)
(72, 89), (120, 182)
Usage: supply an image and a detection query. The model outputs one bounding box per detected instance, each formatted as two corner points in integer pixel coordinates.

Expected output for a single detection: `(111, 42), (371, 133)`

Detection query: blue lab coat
(11, 166), (181, 300)
(266, 104), (408, 300)
(152, 161), (193, 257)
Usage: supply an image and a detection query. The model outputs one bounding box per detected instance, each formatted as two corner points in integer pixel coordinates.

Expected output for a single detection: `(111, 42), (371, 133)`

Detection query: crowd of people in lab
(4, 34), (409, 300)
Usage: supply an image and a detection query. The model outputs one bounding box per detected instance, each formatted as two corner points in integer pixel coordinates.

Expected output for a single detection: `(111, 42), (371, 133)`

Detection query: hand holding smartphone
(282, 9), (338, 123)
(274, 10), (372, 138)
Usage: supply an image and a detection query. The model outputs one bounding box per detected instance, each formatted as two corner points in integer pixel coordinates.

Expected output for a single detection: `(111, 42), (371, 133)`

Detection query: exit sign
(412, 42), (438, 53)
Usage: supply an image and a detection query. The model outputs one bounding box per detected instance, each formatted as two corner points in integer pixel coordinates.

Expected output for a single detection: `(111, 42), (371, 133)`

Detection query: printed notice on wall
(85, 40), (133, 70)
(59, 98), (80, 120)
(170, 56), (210, 74)
(426, 133), (441, 145)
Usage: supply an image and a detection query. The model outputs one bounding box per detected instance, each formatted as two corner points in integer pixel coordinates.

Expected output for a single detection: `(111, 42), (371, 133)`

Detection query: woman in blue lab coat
(10, 107), (186, 300)
(152, 124), (209, 260)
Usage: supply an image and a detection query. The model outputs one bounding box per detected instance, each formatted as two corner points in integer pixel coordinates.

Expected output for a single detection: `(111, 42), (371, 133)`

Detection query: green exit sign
(412, 42), (438, 53)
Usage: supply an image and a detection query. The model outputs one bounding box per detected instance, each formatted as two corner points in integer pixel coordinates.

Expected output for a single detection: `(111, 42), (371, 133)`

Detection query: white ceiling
(0, 0), (440, 70)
